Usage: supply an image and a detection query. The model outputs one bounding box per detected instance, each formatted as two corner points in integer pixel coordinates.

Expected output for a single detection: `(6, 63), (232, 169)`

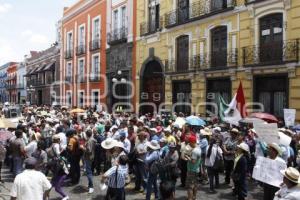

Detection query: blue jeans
(134, 161), (147, 190)
(146, 173), (158, 200)
(85, 159), (93, 188)
(13, 156), (23, 176)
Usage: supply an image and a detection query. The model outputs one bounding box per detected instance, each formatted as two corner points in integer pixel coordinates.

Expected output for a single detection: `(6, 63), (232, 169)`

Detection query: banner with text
(253, 123), (279, 144)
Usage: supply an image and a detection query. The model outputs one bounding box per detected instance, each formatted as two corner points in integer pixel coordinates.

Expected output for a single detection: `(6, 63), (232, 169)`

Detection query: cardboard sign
(278, 132), (292, 146)
(252, 156), (287, 187)
(284, 109), (296, 127)
(253, 123), (280, 144)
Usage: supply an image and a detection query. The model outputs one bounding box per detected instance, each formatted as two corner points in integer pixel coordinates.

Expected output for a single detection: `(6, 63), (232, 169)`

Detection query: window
(67, 32), (73, 50)
(211, 26), (227, 68)
(78, 25), (85, 46)
(176, 35), (189, 72)
(148, 0), (160, 32)
(78, 91), (84, 108)
(177, 0), (189, 24)
(92, 54), (100, 75)
(121, 7), (126, 28)
(92, 91), (99, 107)
(259, 13), (283, 63)
(113, 10), (119, 30)
(78, 59), (84, 80)
(66, 91), (72, 106)
(66, 62), (72, 81)
(93, 18), (100, 40)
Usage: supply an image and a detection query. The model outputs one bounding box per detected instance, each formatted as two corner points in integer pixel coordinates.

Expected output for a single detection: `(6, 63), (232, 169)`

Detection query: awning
(43, 62), (55, 71)
(24, 69), (33, 77)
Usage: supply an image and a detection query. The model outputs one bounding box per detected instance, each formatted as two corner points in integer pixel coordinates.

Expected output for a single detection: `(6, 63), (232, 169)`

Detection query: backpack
(213, 147), (224, 172)
(47, 146), (70, 175)
(149, 151), (165, 175)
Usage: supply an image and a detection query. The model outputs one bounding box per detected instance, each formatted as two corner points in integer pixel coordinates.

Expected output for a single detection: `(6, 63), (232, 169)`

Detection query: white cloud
(0, 39), (19, 64)
(21, 30), (33, 37)
(21, 29), (49, 45)
(0, 3), (12, 14)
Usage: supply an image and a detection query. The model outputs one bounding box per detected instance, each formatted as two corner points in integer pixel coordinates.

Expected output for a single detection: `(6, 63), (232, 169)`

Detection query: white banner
(252, 156), (287, 187)
(253, 123), (279, 144)
(284, 109), (296, 127)
(278, 132), (292, 146)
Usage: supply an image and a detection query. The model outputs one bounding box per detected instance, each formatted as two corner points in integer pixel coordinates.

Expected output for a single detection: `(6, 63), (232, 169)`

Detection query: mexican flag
(219, 81), (247, 125)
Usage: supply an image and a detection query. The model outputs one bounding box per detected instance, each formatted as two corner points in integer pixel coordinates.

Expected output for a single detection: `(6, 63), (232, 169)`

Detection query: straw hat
(114, 141), (124, 149)
(268, 143), (282, 156)
(101, 138), (118, 150)
(230, 128), (240, 135)
(200, 127), (212, 136)
(146, 140), (160, 150)
(280, 167), (300, 183)
(164, 127), (172, 133)
(237, 142), (250, 153)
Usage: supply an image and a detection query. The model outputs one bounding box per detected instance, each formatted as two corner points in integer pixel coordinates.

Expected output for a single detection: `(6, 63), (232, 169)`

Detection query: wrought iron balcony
(244, 0), (268, 5)
(140, 17), (163, 36)
(165, 0), (236, 28)
(16, 84), (25, 89)
(76, 45), (86, 56)
(107, 27), (128, 45)
(65, 76), (72, 82)
(242, 39), (299, 67)
(65, 49), (73, 59)
(89, 75), (100, 82)
(7, 84), (16, 89)
(90, 39), (101, 51)
(164, 48), (238, 73)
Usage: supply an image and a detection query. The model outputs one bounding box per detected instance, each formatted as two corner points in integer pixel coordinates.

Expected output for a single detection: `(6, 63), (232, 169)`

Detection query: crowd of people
(0, 104), (300, 200)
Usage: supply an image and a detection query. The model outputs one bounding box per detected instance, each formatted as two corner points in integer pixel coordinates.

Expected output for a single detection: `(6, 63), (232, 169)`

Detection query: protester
(274, 167), (300, 199)
(10, 157), (52, 200)
(232, 142), (249, 200)
(0, 141), (6, 182)
(10, 129), (26, 176)
(159, 181), (175, 200)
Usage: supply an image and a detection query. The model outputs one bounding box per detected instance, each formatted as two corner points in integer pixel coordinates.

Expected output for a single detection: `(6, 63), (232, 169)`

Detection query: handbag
(213, 147), (224, 172)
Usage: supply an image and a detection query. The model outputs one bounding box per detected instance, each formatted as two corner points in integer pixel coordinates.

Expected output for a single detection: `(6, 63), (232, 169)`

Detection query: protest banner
(278, 131), (292, 146)
(284, 109), (296, 127)
(253, 123), (280, 144)
(252, 156), (287, 187)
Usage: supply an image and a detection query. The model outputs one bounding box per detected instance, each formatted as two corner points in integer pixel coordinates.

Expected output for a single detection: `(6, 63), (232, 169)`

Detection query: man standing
(81, 129), (96, 194)
(10, 157), (52, 200)
(10, 129), (26, 176)
(186, 135), (201, 200)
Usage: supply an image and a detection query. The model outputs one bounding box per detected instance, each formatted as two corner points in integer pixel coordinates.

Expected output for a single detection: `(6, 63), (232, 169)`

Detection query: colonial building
(0, 62), (12, 103)
(7, 63), (18, 104)
(136, 0), (300, 121)
(16, 62), (26, 104)
(61, 0), (106, 108)
(105, 0), (137, 111)
(24, 45), (60, 106)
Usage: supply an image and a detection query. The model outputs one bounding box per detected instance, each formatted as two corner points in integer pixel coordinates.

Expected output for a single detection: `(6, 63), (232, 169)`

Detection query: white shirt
(205, 144), (223, 167)
(274, 184), (300, 200)
(122, 138), (131, 154)
(24, 141), (37, 157)
(10, 169), (52, 200)
(57, 132), (67, 150)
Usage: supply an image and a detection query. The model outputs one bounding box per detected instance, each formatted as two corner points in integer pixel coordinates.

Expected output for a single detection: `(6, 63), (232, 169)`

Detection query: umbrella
(186, 116), (206, 126)
(249, 112), (278, 123)
(0, 130), (13, 142)
(0, 118), (18, 129)
(70, 108), (85, 113)
(174, 117), (186, 129)
(239, 117), (265, 124)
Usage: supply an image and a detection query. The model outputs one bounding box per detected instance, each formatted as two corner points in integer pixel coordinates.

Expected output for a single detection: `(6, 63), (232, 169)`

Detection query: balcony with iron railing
(140, 17), (163, 36)
(65, 49), (73, 59)
(242, 39), (300, 67)
(90, 39), (101, 51)
(164, 0), (236, 28)
(107, 27), (128, 45)
(76, 45), (86, 56)
(244, 0), (268, 5)
(164, 48), (238, 73)
(16, 84), (25, 89)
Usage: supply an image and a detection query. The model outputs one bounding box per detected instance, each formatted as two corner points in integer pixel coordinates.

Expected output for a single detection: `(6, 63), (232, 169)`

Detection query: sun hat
(237, 142), (250, 153)
(101, 138), (118, 150)
(200, 127), (212, 136)
(114, 141), (124, 149)
(24, 157), (37, 167)
(164, 127), (172, 133)
(213, 127), (221, 133)
(268, 143), (282, 156)
(230, 128), (240, 135)
(159, 137), (167, 143)
(146, 140), (161, 150)
(280, 167), (300, 183)
(150, 128), (157, 133)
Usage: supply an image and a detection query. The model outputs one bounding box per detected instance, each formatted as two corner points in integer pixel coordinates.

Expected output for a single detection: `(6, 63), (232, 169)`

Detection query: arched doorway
(140, 59), (164, 114)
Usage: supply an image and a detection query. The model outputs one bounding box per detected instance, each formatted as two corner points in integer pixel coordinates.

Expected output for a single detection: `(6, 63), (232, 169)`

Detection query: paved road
(0, 166), (263, 200)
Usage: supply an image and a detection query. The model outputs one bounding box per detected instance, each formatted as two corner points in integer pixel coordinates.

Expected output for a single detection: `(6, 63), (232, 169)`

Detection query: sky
(0, 0), (78, 65)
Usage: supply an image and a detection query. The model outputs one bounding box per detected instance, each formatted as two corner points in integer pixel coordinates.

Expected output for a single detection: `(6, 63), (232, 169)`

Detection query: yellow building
(136, 0), (300, 122)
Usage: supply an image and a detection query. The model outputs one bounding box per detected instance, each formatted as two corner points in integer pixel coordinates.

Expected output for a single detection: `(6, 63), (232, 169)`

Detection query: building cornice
(62, 0), (98, 23)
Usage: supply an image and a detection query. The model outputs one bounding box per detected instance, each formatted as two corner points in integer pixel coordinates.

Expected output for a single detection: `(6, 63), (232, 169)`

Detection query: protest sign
(278, 132), (292, 146)
(253, 123), (279, 144)
(252, 156), (287, 187)
(284, 109), (296, 127)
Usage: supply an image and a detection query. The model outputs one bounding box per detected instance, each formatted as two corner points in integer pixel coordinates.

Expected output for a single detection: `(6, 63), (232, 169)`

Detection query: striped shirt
(104, 165), (128, 188)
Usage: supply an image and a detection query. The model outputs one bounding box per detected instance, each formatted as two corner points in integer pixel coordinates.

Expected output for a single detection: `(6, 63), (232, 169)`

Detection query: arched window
(176, 35), (189, 72)
(259, 13), (283, 63)
(211, 26), (227, 68)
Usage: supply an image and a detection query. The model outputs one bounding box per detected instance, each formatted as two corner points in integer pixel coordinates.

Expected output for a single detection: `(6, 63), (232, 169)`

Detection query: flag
(223, 81), (247, 125)
(218, 95), (229, 122)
